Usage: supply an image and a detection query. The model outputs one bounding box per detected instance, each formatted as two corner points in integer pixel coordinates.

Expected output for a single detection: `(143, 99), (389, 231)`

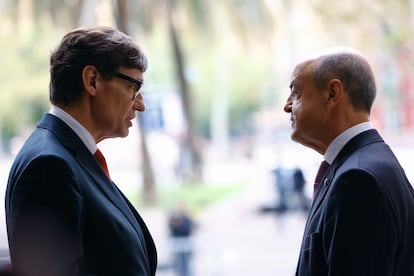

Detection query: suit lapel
(37, 114), (146, 241)
(307, 129), (384, 222)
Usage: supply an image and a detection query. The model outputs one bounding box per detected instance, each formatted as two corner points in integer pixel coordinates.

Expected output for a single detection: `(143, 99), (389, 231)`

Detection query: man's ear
(82, 65), (98, 96)
(326, 79), (343, 110)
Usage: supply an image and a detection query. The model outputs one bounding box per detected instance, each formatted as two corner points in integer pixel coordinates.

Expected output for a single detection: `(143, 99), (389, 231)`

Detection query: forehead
(290, 60), (315, 89)
(119, 67), (144, 79)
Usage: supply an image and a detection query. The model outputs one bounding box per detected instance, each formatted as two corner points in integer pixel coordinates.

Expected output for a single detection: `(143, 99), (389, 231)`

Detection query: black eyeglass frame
(115, 72), (144, 100)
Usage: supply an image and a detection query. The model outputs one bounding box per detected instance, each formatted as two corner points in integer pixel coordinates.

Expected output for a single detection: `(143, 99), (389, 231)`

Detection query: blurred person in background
(284, 47), (414, 275)
(272, 166), (309, 213)
(168, 202), (196, 276)
(5, 26), (157, 276)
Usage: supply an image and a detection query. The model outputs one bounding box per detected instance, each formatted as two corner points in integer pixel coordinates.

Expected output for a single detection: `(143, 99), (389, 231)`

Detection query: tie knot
(94, 149), (110, 178)
(313, 160), (330, 198)
(315, 160), (330, 184)
(94, 148), (105, 161)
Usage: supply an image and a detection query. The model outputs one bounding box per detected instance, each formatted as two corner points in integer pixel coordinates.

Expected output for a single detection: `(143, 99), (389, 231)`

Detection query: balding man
(284, 47), (414, 275)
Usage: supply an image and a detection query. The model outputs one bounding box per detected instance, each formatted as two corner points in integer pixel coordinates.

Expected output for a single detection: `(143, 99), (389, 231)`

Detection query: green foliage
(0, 28), (58, 151)
(187, 47), (269, 137)
(2, 0), (412, 152)
(144, 26), (175, 85)
(129, 181), (247, 213)
(227, 56), (268, 136)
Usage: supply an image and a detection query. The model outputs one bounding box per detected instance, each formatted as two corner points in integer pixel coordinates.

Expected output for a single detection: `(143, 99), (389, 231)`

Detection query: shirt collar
(324, 122), (374, 164)
(49, 105), (97, 154)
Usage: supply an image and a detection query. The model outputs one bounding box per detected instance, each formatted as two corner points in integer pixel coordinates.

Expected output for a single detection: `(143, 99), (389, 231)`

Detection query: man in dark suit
(284, 47), (414, 275)
(5, 26), (157, 276)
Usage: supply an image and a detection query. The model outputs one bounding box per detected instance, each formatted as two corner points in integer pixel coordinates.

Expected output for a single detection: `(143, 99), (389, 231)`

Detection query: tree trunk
(116, 0), (129, 33)
(78, 0), (96, 26)
(167, 6), (203, 184)
(137, 114), (157, 205)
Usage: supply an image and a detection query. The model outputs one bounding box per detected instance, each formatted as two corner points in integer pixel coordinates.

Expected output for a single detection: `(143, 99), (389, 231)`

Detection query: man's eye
(129, 83), (138, 92)
(292, 90), (300, 98)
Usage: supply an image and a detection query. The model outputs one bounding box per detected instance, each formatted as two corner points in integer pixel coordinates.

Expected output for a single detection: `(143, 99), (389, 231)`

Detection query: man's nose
(133, 93), (145, 112)
(284, 97), (292, 113)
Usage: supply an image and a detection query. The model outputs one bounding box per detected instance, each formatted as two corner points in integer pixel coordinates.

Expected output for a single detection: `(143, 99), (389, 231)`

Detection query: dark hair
(313, 53), (376, 113)
(49, 26), (148, 106)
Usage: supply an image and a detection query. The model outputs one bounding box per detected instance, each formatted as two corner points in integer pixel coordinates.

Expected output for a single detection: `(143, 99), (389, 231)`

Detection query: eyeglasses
(115, 72), (144, 100)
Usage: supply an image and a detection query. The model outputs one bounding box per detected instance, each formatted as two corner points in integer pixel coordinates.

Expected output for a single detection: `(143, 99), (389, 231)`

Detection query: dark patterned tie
(94, 148), (110, 178)
(313, 160), (330, 198)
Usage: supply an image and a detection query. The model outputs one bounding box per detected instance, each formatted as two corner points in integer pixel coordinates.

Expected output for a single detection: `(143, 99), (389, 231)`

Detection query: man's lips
(127, 116), (135, 127)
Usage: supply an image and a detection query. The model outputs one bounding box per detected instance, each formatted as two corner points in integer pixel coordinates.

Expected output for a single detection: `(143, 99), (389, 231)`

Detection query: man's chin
(120, 129), (129, 138)
(290, 130), (299, 142)
(291, 133), (306, 147)
(110, 129), (129, 139)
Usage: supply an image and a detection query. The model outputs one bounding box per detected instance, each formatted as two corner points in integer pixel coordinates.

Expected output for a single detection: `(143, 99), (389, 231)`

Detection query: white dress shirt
(49, 105), (97, 154)
(324, 122), (374, 165)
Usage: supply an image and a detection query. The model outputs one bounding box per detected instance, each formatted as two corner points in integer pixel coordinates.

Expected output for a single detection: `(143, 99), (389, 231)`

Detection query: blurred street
(141, 162), (308, 276)
(152, 189), (306, 276)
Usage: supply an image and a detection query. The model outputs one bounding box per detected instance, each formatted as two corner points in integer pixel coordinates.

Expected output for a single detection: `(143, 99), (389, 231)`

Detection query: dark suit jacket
(296, 129), (414, 276)
(5, 114), (157, 276)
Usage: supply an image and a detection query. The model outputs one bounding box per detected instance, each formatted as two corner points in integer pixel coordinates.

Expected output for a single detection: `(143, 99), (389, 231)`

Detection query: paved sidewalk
(143, 171), (307, 276)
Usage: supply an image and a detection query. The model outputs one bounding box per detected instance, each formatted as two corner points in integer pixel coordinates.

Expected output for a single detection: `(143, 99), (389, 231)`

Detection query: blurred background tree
(1, 0), (413, 205)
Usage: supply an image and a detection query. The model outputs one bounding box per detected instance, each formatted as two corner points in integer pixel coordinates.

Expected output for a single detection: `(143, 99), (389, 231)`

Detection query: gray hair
(312, 49), (377, 113)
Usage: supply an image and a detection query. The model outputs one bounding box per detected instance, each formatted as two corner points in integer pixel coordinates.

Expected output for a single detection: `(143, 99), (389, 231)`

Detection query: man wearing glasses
(5, 26), (157, 276)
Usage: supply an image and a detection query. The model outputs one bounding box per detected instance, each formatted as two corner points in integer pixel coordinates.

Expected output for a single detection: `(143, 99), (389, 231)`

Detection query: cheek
(292, 100), (303, 119)
(114, 97), (132, 113)
(292, 101), (313, 127)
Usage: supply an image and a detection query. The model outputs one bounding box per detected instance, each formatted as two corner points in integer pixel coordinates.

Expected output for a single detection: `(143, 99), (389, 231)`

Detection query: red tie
(313, 160), (330, 198)
(94, 148), (110, 178)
